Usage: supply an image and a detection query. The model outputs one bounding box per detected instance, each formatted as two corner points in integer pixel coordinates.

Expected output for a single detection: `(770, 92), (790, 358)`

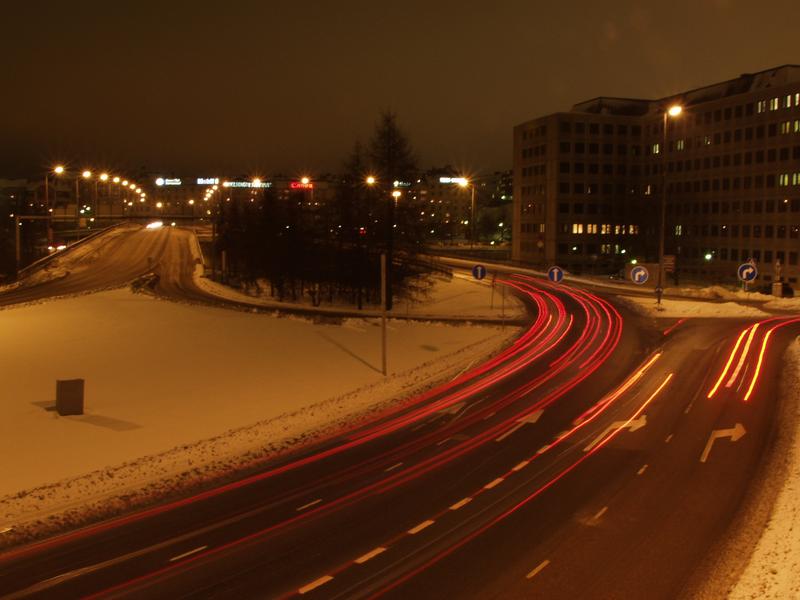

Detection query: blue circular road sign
(630, 265), (649, 285)
(737, 262), (758, 282)
(547, 266), (564, 283)
(472, 264), (487, 280)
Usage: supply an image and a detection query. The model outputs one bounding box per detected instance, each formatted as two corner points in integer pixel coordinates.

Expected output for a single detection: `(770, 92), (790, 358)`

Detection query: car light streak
(743, 317), (800, 402)
(707, 326), (750, 398)
(725, 323), (760, 388)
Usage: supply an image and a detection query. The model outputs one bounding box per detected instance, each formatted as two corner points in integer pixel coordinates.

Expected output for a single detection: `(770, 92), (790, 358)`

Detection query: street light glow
(100, 173), (109, 181)
(82, 170), (92, 179)
(668, 105), (683, 117)
(54, 165), (65, 175)
(456, 177), (470, 188)
(300, 176), (310, 185)
(113, 176), (120, 183)
(366, 175), (376, 185)
(392, 190), (401, 199)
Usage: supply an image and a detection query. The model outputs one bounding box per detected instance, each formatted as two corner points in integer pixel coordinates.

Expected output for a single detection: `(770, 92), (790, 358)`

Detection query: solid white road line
(526, 559), (551, 580)
(355, 547), (387, 564)
(169, 545), (208, 562)
(298, 575), (334, 594)
(408, 520), (435, 534)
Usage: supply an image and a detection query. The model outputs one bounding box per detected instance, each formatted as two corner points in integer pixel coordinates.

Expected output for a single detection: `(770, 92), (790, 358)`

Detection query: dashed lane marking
(637, 464), (648, 476)
(408, 520), (435, 535)
(526, 559), (551, 580)
(384, 462), (403, 472)
(169, 545), (208, 562)
(449, 498), (472, 510)
(512, 460), (530, 471)
(354, 547), (387, 564)
(592, 506), (608, 521)
(484, 478), (504, 490)
(296, 499), (322, 512)
(298, 575), (334, 595)
(664, 433), (674, 443)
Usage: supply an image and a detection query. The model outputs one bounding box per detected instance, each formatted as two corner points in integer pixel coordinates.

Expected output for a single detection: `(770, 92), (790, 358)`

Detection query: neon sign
(290, 181), (314, 189)
(155, 177), (182, 186)
(222, 181), (272, 188)
(197, 178), (219, 185)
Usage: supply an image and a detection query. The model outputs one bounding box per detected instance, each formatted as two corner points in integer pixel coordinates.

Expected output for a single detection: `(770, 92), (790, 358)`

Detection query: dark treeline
(214, 112), (447, 309)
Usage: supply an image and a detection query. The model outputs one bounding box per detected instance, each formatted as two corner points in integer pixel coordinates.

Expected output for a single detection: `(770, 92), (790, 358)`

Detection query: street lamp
(657, 104), (683, 305)
(366, 175), (376, 186)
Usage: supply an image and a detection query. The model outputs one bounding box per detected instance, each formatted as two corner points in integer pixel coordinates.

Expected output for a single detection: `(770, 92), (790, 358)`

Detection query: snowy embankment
(616, 295), (769, 318)
(728, 339), (800, 599)
(0, 286), (520, 544)
(193, 270), (524, 320)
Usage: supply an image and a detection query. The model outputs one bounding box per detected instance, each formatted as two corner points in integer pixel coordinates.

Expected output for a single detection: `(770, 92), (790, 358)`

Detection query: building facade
(514, 65), (800, 286)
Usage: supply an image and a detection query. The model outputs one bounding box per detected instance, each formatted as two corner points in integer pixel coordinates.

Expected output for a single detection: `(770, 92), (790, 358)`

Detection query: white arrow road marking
(584, 415), (647, 452)
(700, 423), (746, 463)
(495, 410), (544, 442)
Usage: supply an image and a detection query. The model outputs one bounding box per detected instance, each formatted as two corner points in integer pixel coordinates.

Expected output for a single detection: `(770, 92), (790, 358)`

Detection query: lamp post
(457, 178), (477, 248)
(657, 104), (682, 306)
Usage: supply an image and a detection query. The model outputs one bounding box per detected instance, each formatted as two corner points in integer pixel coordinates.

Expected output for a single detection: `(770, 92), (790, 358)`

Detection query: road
(0, 226), (798, 599)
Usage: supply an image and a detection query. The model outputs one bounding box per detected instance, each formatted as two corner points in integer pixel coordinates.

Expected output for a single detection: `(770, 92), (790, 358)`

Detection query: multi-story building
(514, 64), (800, 286)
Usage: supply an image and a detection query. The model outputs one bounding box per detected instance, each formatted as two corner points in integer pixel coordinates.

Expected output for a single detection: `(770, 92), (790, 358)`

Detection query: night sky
(1, 0), (797, 178)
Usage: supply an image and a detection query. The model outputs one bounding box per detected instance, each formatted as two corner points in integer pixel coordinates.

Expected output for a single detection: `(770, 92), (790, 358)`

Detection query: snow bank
(729, 339), (800, 600)
(0, 289), (520, 544)
(616, 295), (769, 318)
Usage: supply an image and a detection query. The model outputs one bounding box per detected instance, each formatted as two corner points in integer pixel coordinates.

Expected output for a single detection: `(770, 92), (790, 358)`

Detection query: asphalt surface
(0, 226), (798, 599)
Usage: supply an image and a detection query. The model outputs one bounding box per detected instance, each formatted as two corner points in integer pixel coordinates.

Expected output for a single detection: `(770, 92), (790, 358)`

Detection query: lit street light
(657, 104), (683, 305)
(457, 177), (477, 248)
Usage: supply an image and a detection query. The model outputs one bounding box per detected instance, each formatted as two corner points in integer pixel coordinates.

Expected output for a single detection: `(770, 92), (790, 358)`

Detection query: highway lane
(0, 224), (173, 308)
(1, 227), (797, 599)
(0, 271), (660, 598)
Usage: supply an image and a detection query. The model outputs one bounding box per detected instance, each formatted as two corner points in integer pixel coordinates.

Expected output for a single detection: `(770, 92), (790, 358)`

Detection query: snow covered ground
(730, 339), (800, 599)
(0, 287), (519, 540)
(616, 295), (770, 318)
(193, 271), (524, 320)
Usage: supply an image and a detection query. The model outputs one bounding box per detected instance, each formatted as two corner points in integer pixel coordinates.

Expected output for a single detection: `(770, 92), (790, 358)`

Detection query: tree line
(214, 112), (447, 310)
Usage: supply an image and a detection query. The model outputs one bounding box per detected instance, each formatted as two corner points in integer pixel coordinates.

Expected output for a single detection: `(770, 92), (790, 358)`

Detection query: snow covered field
(0, 287), (519, 537)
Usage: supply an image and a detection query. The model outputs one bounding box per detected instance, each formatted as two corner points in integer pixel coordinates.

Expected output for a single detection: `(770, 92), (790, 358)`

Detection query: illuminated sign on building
(197, 178), (220, 185)
(155, 177), (182, 186)
(222, 181), (272, 188)
(439, 177), (468, 185)
(290, 181), (314, 190)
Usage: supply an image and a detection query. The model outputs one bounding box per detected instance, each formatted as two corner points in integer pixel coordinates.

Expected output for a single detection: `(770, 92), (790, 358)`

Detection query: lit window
(572, 223), (584, 234)
(779, 174), (790, 187)
(781, 121), (792, 134)
(786, 95), (794, 108)
(704, 135), (712, 146)
(757, 99), (767, 113)
(675, 225), (682, 236)
(676, 139), (685, 150)
(587, 223), (598, 234)
(769, 97), (780, 111)
(652, 143), (660, 155)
